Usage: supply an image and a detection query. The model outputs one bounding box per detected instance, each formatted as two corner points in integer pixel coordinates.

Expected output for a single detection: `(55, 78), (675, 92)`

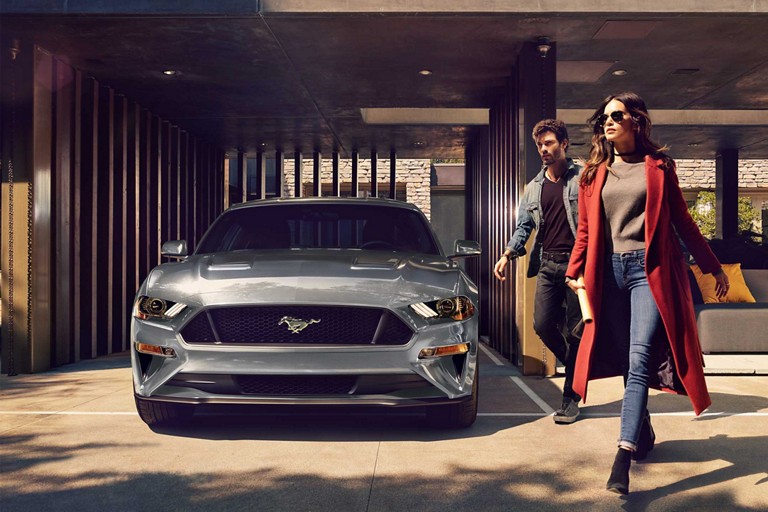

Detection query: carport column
(351, 151), (359, 197)
(716, 148), (739, 239)
(516, 39), (557, 376)
(370, 150), (378, 198)
(312, 151), (322, 196)
(274, 150), (284, 198)
(331, 151), (340, 196)
(254, 150), (266, 200)
(294, 150), (303, 197)
(389, 150), (397, 199)
(238, 150), (246, 203)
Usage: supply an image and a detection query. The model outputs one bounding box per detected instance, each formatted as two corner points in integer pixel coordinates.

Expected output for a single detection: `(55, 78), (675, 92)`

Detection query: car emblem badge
(279, 316), (320, 334)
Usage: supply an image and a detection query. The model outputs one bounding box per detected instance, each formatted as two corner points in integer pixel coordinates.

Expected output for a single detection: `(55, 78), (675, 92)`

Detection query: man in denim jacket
(493, 119), (583, 424)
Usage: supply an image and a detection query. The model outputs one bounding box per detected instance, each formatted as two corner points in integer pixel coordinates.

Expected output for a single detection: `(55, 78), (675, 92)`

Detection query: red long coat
(566, 156), (720, 415)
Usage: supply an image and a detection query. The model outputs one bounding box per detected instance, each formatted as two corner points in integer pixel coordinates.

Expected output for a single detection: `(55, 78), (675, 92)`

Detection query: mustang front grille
(180, 305), (413, 346)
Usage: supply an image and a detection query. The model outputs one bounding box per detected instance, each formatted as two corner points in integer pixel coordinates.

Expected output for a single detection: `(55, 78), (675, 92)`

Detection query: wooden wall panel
(465, 82), (518, 361)
(0, 46), (246, 372)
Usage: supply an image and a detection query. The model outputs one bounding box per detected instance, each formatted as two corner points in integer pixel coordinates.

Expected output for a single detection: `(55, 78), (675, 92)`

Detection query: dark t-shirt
(540, 176), (574, 252)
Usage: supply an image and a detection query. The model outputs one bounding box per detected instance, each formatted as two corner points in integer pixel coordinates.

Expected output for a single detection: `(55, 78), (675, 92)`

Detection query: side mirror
(161, 240), (188, 259)
(448, 240), (481, 259)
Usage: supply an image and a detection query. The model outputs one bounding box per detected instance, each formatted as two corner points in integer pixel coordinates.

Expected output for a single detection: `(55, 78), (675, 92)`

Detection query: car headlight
(409, 296), (475, 321)
(133, 296), (187, 320)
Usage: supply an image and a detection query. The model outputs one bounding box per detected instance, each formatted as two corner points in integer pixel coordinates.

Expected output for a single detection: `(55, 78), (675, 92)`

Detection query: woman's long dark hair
(581, 91), (674, 185)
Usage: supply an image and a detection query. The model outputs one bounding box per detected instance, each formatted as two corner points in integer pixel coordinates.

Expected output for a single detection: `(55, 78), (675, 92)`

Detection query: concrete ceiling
(2, 3), (767, 159)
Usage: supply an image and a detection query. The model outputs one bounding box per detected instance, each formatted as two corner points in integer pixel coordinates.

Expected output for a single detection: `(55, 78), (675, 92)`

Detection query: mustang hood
(144, 250), (465, 308)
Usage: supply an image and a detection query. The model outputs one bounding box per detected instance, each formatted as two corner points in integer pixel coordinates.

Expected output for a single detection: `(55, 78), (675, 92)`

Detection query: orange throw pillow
(690, 263), (756, 304)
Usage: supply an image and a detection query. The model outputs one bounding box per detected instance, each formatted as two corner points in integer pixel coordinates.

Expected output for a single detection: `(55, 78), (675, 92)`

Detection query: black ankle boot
(633, 411), (656, 461)
(607, 448), (632, 495)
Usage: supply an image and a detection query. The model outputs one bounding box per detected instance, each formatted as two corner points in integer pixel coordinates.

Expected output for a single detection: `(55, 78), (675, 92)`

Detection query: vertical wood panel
(160, 121), (170, 244)
(237, 150), (246, 204)
(350, 151), (359, 197)
(72, 70), (83, 362)
(370, 150), (378, 198)
(149, 115), (165, 270)
(79, 76), (97, 358)
(53, 57), (74, 365)
(254, 151), (266, 200)
(312, 151), (322, 196)
(294, 150), (303, 197)
(96, 85), (113, 355)
(113, 95), (127, 352)
(125, 103), (139, 322)
(218, 148), (224, 215)
(179, 132), (189, 241)
(389, 150), (397, 199)
(274, 150), (284, 198)
(149, 116), (160, 267)
(332, 151), (340, 197)
(138, 110), (151, 283)
(171, 126), (180, 239)
(31, 47), (53, 371)
(191, 137), (203, 247)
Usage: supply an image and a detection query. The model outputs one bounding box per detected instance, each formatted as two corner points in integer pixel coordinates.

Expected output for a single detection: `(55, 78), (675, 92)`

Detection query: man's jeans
(533, 257), (582, 402)
(602, 249), (664, 449)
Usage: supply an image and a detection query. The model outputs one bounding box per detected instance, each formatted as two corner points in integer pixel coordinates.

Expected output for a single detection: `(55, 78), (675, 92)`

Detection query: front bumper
(131, 314), (478, 406)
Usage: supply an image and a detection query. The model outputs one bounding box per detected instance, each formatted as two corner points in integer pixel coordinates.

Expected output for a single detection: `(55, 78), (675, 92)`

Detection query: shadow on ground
(145, 405), (524, 442)
(618, 433), (768, 511)
(1, 446), (765, 512)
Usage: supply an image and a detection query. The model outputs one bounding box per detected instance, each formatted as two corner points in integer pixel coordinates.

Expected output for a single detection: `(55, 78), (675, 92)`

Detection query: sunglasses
(595, 110), (628, 127)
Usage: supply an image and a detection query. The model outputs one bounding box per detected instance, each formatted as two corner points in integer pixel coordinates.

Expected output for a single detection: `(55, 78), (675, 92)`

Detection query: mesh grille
(180, 313), (216, 343)
(236, 375), (357, 395)
(180, 305), (413, 345)
(376, 311), (416, 345)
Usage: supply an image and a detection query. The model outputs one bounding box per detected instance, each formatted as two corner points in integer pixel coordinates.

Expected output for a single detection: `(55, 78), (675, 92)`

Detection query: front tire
(135, 396), (194, 426)
(425, 365), (478, 429)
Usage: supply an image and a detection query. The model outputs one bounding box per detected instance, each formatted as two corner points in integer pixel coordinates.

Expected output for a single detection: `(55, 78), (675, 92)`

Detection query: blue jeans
(602, 250), (664, 450)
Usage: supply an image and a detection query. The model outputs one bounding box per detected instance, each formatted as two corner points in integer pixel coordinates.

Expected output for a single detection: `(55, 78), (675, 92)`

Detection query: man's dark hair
(532, 119), (569, 144)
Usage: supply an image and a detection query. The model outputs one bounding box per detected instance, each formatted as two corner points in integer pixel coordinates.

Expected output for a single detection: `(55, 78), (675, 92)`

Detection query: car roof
(228, 196), (423, 213)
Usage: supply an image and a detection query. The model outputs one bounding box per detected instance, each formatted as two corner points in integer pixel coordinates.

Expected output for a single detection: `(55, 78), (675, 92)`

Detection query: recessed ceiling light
(413, 141), (426, 147)
(612, 69), (628, 76)
(162, 69), (179, 76)
(688, 142), (700, 147)
(418, 69), (433, 76)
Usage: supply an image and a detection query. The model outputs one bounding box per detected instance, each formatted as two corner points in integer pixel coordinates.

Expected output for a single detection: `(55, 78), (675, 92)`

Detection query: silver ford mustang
(131, 197), (480, 428)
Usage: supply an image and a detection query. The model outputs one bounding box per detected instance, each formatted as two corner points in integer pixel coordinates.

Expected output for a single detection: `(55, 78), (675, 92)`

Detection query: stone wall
(676, 159), (768, 189)
(282, 158), (432, 219)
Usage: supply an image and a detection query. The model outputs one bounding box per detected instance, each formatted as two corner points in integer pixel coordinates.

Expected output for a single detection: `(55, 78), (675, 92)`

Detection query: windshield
(196, 203), (441, 256)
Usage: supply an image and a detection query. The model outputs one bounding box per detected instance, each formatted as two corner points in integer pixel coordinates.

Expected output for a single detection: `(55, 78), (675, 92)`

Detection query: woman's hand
(713, 269), (730, 299)
(566, 275), (585, 293)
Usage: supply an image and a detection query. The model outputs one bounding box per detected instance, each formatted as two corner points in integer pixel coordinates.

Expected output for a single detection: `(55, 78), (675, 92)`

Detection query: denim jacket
(505, 158), (582, 278)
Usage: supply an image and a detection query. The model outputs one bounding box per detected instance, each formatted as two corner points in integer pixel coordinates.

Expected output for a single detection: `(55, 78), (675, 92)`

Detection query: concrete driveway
(1, 345), (766, 512)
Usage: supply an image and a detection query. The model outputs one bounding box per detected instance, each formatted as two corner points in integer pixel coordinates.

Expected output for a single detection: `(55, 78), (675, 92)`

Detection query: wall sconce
(537, 37), (552, 59)
(9, 39), (21, 61)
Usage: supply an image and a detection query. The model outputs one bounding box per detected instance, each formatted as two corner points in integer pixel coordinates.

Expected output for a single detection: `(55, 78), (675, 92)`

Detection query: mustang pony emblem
(279, 316), (321, 334)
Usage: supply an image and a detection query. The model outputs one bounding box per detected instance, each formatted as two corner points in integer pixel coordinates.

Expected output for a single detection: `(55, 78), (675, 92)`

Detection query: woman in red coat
(565, 92), (729, 495)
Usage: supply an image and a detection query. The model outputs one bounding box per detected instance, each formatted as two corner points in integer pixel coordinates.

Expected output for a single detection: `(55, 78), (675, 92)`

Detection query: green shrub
(688, 191), (758, 239)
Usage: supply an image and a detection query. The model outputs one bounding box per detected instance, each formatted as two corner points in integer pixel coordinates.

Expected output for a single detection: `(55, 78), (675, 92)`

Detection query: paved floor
(1, 345), (766, 512)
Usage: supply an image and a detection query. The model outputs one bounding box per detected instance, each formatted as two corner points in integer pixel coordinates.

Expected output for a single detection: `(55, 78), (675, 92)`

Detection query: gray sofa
(694, 269), (768, 353)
